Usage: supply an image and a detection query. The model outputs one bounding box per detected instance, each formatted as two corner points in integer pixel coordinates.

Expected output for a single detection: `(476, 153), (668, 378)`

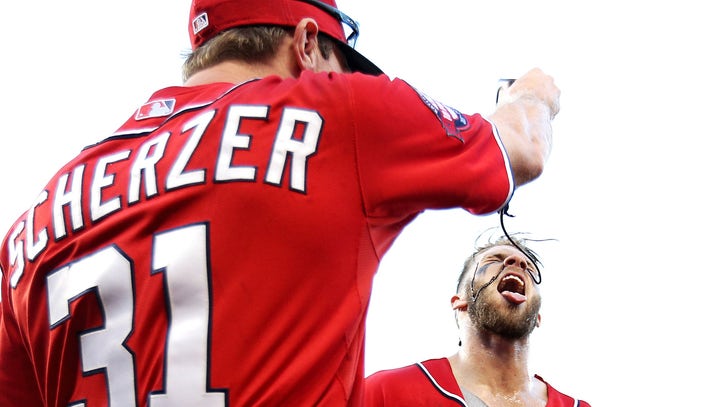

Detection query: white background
(2, 1), (702, 405)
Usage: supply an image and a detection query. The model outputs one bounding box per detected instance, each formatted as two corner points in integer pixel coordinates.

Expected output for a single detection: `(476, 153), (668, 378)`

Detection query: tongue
(501, 291), (526, 304)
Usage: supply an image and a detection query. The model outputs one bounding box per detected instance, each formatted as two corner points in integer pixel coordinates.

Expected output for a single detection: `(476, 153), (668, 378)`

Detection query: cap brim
(339, 44), (383, 76)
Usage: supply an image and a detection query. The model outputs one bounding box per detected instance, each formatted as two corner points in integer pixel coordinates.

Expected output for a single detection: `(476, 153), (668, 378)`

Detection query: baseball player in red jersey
(0, 0), (560, 406)
(364, 236), (590, 407)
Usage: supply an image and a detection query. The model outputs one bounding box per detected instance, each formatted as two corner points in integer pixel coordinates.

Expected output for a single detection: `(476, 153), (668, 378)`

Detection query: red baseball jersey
(364, 358), (591, 407)
(0, 71), (513, 406)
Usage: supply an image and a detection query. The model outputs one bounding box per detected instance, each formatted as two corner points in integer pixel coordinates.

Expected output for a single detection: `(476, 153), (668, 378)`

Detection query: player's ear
(292, 18), (320, 72)
(536, 313), (542, 328)
(451, 295), (468, 312)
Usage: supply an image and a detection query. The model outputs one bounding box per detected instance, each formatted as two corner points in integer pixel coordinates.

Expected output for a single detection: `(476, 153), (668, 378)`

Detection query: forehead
(478, 244), (518, 257)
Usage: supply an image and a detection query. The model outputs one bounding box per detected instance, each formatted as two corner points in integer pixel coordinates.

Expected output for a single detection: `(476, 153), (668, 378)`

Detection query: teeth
(499, 274), (525, 295)
(502, 275), (524, 286)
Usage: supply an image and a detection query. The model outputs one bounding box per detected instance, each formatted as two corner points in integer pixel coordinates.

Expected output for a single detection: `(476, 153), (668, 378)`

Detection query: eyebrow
(480, 251), (538, 271)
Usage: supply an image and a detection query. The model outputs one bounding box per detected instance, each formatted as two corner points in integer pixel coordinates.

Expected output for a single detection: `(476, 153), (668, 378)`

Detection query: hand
(498, 68), (560, 119)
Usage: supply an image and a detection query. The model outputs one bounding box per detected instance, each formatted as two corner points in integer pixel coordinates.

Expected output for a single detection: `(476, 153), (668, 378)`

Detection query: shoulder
(364, 363), (427, 406)
(365, 358), (464, 407)
(366, 358), (453, 388)
(535, 375), (592, 407)
(366, 361), (429, 385)
(295, 71), (420, 105)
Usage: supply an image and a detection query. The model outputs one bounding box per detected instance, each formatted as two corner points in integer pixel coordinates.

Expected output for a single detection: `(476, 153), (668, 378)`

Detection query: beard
(468, 293), (541, 339)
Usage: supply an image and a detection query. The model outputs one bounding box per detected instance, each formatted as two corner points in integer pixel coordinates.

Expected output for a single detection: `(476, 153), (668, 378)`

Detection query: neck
(452, 332), (532, 389)
(448, 330), (546, 406)
(184, 57), (298, 87)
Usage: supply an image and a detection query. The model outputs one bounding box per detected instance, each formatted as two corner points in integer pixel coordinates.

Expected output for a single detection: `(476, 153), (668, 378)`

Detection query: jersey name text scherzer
(6, 104), (322, 289)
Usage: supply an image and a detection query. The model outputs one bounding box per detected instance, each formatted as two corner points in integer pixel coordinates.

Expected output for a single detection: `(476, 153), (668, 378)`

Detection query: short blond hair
(182, 25), (337, 82)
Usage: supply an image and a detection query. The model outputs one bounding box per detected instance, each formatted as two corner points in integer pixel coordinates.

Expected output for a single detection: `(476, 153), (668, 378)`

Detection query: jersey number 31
(46, 223), (226, 406)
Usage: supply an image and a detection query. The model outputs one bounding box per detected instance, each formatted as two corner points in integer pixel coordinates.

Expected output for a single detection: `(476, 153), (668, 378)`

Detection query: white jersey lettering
(92, 151), (131, 221)
(53, 164), (85, 239)
(215, 105), (268, 182)
(166, 111), (212, 190)
(8, 104), (323, 288)
(26, 190), (49, 261)
(265, 107), (322, 193)
(46, 224), (226, 406)
(128, 132), (170, 204)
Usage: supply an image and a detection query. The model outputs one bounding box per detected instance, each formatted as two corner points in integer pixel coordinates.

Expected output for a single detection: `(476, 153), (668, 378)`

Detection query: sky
(1, 1), (703, 405)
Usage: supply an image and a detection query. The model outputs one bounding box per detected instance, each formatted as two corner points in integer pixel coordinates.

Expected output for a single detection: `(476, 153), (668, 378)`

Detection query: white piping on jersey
(112, 79), (260, 137)
(415, 362), (467, 407)
(418, 361), (583, 407)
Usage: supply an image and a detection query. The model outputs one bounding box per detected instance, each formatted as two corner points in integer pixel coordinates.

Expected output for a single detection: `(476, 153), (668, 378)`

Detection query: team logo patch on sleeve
(416, 90), (470, 142)
(135, 99), (176, 120)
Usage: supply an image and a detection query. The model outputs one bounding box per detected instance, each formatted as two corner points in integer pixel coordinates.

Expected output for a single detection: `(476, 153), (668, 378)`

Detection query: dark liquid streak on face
(470, 263), (503, 302)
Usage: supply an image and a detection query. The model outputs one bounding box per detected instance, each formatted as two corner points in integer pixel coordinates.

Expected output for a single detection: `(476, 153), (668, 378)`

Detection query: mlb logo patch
(192, 12), (209, 35)
(135, 99), (176, 120)
(415, 90), (470, 142)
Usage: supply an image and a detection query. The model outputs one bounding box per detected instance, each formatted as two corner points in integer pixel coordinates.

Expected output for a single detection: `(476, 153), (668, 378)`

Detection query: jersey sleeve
(349, 76), (514, 219)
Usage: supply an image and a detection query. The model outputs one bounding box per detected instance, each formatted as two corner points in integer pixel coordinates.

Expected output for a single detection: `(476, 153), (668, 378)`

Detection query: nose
(503, 253), (528, 270)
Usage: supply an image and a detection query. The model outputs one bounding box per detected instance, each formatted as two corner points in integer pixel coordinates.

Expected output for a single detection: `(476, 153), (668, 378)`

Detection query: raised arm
(489, 68), (560, 187)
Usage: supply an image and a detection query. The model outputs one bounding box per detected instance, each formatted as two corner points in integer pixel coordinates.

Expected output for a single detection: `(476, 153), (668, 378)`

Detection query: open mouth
(497, 274), (526, 304)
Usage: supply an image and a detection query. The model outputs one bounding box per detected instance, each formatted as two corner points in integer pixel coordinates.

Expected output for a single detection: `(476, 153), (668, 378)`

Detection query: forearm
(489, 68), (560, 187)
